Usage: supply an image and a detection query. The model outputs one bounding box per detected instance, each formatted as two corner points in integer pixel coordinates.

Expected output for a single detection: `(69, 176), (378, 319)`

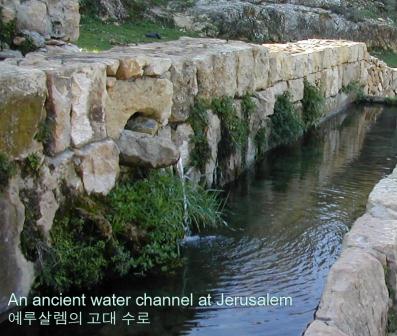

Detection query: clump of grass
(38, 216), (108, 292)
(342, 81), (365, 100)
(302, 79), (325, 129)
(0, 18), (16, 47)
(255, 127), (268, 157)
(24, 153), (42, 176)
(107, 171), (224, 271)
(0, 152), (16, 190)
(270, 92), (304, 147)
(36, 170), (225, 291)
(241, 93), (256, 117)
(77, 16), (198, 51)
(188, 99), (211, 172)
(34, 120), (52, 144)
(212, 96), (248, 162)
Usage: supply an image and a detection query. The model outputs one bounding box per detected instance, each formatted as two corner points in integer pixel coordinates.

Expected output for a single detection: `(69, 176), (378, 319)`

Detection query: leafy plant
(302, 79), (325, 129)
(241, 93), (256, 117)
(0, 152), (16, 190)
(270, 92), (304, 147)
(24, 153), (42, 175)
(107, 171), (224, 271)
(342, 81), (365, 100)
(188, 99), (211, 171)
(34, 120), (51, 144)
(212, 96), (248, 161)
(255, 127), (268, 157)
(38, 216), (108, 292)
(0, 18), (16, 47)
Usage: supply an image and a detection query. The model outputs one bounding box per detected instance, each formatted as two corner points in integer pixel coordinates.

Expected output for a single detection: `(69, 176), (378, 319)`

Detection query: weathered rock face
(172, 0), (397, 51)
(74, 139), (120, 196)
(0, 64), (47, 157)
(0, 178), (34, 314)
(0, 0), (80, 42)
(117, 130), (180, 169)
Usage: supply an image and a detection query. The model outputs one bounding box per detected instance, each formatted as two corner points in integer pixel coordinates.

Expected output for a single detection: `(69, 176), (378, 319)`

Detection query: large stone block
(315, 248), (388, 336)
(0, 64), (47, 158)
(117, 130), (180, 169)
(106, 77), (173, 139)
(74, 139), (120, 195)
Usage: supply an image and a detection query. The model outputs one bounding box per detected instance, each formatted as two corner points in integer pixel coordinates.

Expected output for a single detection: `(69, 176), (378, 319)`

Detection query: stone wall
(0, 37), (395, 316)
(304, 167), (397, 336)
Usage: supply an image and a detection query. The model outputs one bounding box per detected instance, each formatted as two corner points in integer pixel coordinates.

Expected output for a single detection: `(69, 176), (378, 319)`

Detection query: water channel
(1, 104), (397, 336)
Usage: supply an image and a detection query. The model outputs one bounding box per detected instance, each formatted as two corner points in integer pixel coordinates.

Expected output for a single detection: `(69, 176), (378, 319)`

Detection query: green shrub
(107, 171), (224, 271)
(270, 93), (304, 146)
(39, 216), (107, 292)
(255, 127), (268, 157)
(0, 152), (16, 190)
(342, 81), (365, 100)
(212, 96), (248, 161)
(34, 120), (52, 144)
(24, 153), (42, 175)
(241, 93), (256, 117)
(188, 99), (211, 171)
(0, 18), (16, 47)
(302, 79), (325, 129)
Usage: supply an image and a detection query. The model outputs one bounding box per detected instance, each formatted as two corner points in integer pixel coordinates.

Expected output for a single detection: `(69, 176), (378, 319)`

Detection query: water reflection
(1, 105), (397, 336)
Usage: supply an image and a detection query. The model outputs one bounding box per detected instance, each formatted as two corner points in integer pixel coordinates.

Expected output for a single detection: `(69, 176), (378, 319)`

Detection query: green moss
(255, 127), (268, 157)
(241, 93), (256, 117)
(107, 171), (224, 271)
(77, 16), (198, 51)
(39, 215), (108, 292)
(0, 18), (16, 47)
(342, 81), (365, 101)
(302, 79), (325, 129)
(270, 92), (304, 147)
(0, 152), (16, 191)
(370, 49), (397, 68)
(36, 171), (225, 291)
(23, 153), (42, 176)
(212, 96), (248, 162)
(188, 99), (211, 172)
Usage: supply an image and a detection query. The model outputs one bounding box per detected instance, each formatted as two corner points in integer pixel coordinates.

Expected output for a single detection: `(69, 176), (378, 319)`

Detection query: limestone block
(16, 0), (50, 37)
(321, 67), (339, 97)
(236, 47), (255, 96)
(290, 52), (308, 79)
(304, 321), (348, 336)
(172, 123), (194, 166)
(116, 56), (146, 80)
(367, 168), (397, 220)
(117, 130), (180, 169)
(343, 214), (397, 267)
(106, 77), (173, 139)
(46, 0), (80, 41)
(70, 63), (108, 148)
(169, 59), (198, 122)
(288, 78), (304, 102)
(0, 178), (34, 315)
(36, 190), (58, 236)
(0, 64), (47, 158)
(315, 248), (388, 336)
(144, 57), (172, 77)
(253, 47), (269, 91)
(74, 139), (120, 195)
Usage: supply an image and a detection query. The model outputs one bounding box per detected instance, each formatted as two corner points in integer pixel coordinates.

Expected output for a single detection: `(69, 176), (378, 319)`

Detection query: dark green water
(1, 105), (397, 336)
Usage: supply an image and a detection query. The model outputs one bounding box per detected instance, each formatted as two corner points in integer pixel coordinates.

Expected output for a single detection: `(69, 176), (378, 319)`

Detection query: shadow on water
(1, 105), (397, 336)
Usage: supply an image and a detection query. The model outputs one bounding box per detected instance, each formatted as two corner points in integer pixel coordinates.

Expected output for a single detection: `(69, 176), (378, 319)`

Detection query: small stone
(125, 116), (159, 135)
(13, 36), (26, 46)
(0, 49), (23, 60)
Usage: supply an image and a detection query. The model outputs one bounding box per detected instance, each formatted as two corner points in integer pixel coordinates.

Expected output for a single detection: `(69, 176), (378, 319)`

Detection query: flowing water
(2, 104), (397, 336)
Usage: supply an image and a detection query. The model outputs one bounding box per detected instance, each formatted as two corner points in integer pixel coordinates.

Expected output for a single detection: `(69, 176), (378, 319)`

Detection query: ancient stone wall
(0, 37), (395, 316)
(304, 166), (397, 336)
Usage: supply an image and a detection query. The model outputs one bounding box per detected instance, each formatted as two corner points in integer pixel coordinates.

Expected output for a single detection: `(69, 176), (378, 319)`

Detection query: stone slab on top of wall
(0, 0), (80, 42)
